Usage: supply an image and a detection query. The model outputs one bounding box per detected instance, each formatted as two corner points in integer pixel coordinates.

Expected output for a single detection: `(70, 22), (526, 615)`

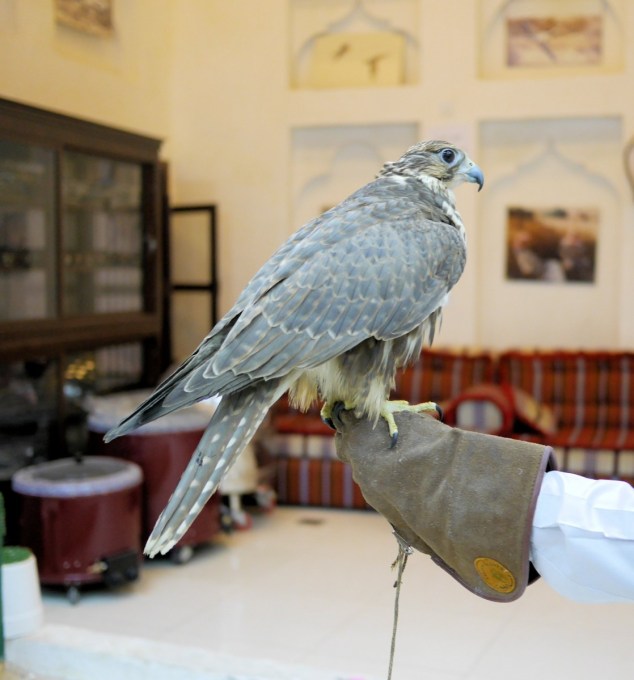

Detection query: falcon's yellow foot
(321, 400), (356, 430)
(381, 400), (442, 448)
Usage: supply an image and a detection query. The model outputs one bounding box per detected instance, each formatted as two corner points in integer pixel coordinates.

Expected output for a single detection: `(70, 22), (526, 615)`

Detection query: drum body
(12, 456), (143, 587)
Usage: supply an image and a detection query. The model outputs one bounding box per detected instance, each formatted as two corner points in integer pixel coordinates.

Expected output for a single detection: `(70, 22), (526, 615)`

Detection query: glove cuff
(336, 412), (556, 602)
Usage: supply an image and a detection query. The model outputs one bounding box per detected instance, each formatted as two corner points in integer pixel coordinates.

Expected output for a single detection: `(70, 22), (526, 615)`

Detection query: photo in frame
(506, 206), (598, 283)
(54, 0), (114, 37)
(506, 15), (602, 67)
(478, 0), (625, 78)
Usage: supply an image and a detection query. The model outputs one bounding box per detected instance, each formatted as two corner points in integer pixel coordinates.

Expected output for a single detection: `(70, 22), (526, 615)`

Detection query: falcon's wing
(106, 176), (465, 439)
(212, 214), (463, 379)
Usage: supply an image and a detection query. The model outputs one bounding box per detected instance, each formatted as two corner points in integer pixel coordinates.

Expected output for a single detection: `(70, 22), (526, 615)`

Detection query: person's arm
(531, 470), (634, 603)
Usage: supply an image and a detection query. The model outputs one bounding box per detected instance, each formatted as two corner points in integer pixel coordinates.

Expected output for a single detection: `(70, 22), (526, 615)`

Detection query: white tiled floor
(41, 506), (632, 680)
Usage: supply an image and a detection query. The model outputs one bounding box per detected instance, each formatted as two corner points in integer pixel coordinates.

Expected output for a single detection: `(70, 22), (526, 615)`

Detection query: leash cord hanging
(387, 533), (413, 680)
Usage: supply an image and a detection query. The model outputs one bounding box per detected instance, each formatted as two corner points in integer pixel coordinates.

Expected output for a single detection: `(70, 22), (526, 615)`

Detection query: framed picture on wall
(478, 0), (625, 78)
(506, 15), (602, 67)
(506, 206), (598, 283)
(54, 0), (114, 37)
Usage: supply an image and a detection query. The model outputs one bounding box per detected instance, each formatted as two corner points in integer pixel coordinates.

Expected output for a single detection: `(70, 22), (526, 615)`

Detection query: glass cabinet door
(0, 98), (164, 468)
(62, 151), (144, 315)
(0, 140), (57, 321)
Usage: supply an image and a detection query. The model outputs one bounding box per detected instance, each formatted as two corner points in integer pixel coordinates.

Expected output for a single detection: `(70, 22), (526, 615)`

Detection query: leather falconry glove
(332, 409), (556, 602)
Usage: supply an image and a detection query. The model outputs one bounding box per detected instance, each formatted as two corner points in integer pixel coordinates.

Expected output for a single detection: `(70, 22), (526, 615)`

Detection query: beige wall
(169, 0), (634, 352)
(0, 0), (172, 138)
(168, 0), (290, 321)
(2, 1), (634, 354)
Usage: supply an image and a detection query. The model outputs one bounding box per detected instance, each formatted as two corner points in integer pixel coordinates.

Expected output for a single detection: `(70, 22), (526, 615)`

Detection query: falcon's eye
(440, 148), (457, 165)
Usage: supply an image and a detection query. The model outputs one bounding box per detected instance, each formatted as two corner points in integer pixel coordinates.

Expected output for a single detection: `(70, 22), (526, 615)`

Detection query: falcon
(105, 140), (483, 557)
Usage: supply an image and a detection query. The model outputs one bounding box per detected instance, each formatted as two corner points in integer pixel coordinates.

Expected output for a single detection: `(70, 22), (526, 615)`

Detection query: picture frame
(506, 15), (602, 68)
(54, 0), (114, 37)
(506, 206), (598, 284)
(479, 0), (625, 78)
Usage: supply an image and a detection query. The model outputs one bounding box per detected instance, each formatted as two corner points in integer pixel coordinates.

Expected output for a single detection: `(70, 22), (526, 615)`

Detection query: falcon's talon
(380, 399), (441, 445)
(321, 400), (355, 431)
(435, 403), (444, 422)
(320, 402), (334, 429)
(331, 401), (348, 423)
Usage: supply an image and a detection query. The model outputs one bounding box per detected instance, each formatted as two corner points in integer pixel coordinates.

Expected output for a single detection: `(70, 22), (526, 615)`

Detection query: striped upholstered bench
(267, 348), (495, 508)
(497, 351), (634, 482)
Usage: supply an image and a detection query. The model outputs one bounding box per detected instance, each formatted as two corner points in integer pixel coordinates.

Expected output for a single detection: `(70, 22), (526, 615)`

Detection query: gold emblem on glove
(474, 557), (516, 594)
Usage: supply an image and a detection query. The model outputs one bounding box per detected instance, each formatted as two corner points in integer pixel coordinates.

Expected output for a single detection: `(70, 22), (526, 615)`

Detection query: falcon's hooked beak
(461, 157), (484, 192)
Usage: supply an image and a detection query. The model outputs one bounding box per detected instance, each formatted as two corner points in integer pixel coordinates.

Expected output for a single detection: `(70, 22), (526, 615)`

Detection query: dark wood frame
(0, 97), (164, 378)
(0, 97), (165, 457)
(163, 204), (217, 364)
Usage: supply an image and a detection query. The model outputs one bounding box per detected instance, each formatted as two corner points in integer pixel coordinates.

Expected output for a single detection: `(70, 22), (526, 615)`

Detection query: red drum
(88, 391), (221, 560)
(12, 456), (143, 596)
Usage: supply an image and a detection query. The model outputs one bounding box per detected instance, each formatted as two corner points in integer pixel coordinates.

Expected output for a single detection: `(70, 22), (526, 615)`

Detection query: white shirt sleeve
(530, 470), (634, 603)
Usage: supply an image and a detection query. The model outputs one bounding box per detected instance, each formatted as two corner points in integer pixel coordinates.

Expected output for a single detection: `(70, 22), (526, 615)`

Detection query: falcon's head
(379, 140), (484, 192)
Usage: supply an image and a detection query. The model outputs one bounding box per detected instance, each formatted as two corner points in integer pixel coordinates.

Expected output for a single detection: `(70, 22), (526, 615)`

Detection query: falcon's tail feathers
(102, 361), (204, 442)
(144, 380), (284, 558)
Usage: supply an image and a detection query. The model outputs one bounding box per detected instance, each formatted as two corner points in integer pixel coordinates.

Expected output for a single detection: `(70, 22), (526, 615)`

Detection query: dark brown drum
(12, 456), (143, 591)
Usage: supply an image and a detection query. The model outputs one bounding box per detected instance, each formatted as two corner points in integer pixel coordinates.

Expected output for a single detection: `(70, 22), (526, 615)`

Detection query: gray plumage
(105, 140), (483, 557)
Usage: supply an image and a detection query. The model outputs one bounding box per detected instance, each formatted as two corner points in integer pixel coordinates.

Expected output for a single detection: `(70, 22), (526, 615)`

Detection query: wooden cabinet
(0, 98), (165, 462)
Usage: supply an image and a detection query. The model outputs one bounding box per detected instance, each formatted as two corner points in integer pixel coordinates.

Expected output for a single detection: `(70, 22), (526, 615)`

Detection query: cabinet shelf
(0, 313), (162, 359)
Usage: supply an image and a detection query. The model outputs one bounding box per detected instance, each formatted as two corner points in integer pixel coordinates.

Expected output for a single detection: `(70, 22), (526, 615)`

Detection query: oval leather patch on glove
(474, 557), (516, 594)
